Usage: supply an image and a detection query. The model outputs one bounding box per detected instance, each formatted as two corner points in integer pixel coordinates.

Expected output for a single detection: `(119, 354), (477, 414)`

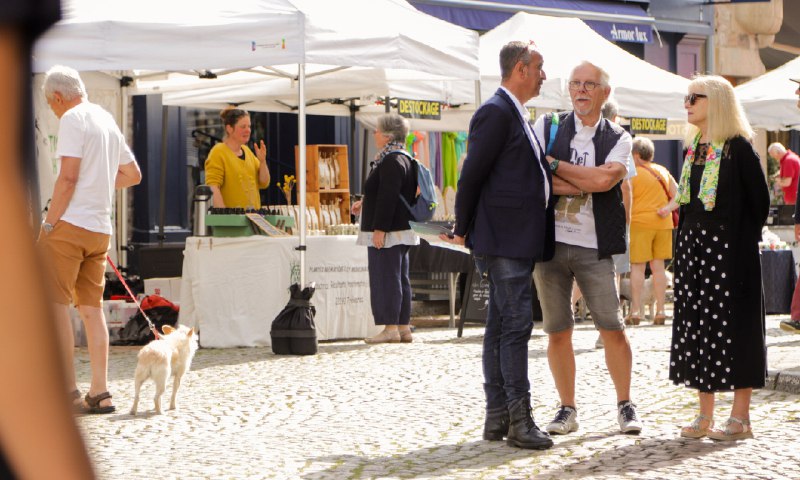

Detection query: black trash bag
(270, 283), (317, 355)
(111, 295), (179, 346)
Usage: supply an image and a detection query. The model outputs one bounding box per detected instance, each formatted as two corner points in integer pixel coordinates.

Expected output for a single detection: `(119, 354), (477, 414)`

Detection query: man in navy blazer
(441, 41), (554, 450)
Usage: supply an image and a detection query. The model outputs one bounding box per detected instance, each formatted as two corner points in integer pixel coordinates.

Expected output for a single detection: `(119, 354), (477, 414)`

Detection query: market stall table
(409, 239), (473, 327)
(761, 249), (796, 315)
(179, 235), (380, 347)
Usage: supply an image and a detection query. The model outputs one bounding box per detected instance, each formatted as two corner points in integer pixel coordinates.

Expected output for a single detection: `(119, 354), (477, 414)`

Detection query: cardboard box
(144, 277), (182, 303)
(69, 301), (141, 347)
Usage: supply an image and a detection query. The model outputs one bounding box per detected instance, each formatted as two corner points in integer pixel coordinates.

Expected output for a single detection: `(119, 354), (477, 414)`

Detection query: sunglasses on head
(684, 93), (707, 105)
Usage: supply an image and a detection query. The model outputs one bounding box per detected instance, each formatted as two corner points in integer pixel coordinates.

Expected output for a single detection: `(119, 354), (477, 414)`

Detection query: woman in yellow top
(628, 136), (677, 325)
(205, 107), (270, 209)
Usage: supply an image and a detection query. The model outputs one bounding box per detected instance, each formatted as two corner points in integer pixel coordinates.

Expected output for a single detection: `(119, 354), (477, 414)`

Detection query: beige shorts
(39, 221), (110, 307)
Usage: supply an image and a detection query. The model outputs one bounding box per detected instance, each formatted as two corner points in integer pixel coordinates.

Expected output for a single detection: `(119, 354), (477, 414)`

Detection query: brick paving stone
(70, 315), (800, 479)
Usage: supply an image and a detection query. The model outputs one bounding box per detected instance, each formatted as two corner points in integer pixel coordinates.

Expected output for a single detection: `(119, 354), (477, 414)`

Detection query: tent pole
(158, 104), (168, 247)
(118, 83), (129, 268)
(298, 63), (307, 288)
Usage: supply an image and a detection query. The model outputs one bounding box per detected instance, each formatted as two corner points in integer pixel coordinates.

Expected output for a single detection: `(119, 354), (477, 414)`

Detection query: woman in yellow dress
(205, 107), (270, 209)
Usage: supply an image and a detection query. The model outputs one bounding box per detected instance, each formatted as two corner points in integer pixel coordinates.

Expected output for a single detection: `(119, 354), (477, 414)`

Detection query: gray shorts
(612, 226), (630, 274)
(533, 242), (624, 334)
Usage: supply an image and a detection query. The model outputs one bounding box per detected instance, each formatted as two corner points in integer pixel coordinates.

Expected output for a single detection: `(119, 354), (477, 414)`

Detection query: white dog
(130, 324), (198, 415)
(618, 271), (673, 322)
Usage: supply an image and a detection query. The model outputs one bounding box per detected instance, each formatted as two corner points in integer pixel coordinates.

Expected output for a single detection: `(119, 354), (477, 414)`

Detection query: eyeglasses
(684, 93), (707, 105)
(568, 80), (600, 91)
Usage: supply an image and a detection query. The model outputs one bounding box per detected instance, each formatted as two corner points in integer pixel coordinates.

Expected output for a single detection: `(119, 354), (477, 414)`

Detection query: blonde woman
(660, 75), (769, 441)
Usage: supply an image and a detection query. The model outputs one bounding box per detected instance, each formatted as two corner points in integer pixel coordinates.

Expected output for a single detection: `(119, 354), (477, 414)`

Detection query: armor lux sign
(398, 98), (442, 120)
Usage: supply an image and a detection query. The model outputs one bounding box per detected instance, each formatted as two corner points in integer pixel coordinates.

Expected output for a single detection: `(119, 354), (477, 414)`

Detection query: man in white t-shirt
(40, 65), (142, 414)
(532, 61), (642, 436)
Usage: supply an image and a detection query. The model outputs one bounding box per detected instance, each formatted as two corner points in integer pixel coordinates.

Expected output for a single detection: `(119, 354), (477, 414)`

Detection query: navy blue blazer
(454, 88), (555, 261)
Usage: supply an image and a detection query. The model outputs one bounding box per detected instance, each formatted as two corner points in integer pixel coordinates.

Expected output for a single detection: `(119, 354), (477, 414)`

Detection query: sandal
(653, 313), (667, 325)
(680, 414), (713, 439)
(70, 389), (87, 414)
(84, 391), (116, 414)
(624, 315), (641, 326)
(707, 416), (753, 441)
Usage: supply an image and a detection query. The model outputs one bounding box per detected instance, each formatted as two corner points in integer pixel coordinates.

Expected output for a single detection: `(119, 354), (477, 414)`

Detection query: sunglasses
(684, 93), (707, 105)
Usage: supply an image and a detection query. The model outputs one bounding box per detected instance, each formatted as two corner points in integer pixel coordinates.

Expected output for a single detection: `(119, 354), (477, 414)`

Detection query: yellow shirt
(630, 162), (675, 230)
(204, 143), (269, 209)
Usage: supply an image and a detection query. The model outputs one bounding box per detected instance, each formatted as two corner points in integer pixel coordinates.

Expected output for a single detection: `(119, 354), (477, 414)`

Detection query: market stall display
(179, 235), (380, 348)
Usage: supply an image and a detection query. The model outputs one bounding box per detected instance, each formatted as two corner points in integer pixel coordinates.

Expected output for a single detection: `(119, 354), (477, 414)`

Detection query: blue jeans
(473, 254), (535, 410)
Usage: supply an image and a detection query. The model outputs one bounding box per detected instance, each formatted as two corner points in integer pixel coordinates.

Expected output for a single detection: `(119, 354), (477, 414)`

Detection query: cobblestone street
(73, 315), (800, 480)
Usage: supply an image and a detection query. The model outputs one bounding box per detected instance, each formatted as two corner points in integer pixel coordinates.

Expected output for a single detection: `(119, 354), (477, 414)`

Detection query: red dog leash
(106, 255), (161, 340)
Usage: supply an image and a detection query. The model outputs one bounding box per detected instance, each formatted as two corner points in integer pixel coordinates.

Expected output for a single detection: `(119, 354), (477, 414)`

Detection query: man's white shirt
(532, 113), (631, 249)
(56, 102), (136, 235)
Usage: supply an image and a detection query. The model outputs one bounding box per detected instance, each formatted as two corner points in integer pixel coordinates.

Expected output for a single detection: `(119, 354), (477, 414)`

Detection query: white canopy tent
(151, 11), (691, 136)
(479, 12), (690, 123)
(736, 55), (800, 131)
(32, 0), (480, 285)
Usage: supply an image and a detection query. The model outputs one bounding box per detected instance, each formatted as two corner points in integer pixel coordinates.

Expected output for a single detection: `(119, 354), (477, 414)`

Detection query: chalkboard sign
(457, 262), (543, 337)
(458, 266), (490, 335)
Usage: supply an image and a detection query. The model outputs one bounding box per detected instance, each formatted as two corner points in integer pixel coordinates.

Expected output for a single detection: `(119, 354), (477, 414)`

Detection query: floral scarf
(373, 141), (409, 166)
(676, 133), (725, 211)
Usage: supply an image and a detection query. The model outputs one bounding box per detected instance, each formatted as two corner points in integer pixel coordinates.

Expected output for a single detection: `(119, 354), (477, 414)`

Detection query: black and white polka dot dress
(669, 153), (740, 393)
(669, 137), (770, 393)
(670, 222), (736, 392)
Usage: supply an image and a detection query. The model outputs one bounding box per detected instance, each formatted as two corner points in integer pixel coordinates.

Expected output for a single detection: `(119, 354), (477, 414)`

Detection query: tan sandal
(680, 414), (713, 438)
(624, 315), (641, 326)
(707, 416), (753, 441)
(653, 313), (667, 325)
(364, 330), (401, 344)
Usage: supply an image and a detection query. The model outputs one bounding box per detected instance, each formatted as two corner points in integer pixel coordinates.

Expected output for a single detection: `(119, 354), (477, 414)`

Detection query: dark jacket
(677, 135), (770, 389)
(545, 111), (627, 258)
(454, 88), (554, 260)
(360, 151), (416, 233)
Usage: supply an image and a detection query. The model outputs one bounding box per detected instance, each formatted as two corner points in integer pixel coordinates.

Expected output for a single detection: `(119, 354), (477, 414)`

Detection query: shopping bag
(270, 283), (318, 355)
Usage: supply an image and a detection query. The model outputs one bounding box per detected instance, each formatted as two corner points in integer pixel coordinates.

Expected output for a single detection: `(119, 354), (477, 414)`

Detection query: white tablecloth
(179, 236), (380, 348)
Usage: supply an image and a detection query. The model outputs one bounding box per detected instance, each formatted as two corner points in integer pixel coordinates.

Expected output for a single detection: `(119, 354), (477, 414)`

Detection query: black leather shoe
(483, 405), (509, 440)
(506, 395), (554, 450)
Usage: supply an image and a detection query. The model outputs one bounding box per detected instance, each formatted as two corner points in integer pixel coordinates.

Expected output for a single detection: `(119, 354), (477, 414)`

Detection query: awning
(408, 0), (654, 43)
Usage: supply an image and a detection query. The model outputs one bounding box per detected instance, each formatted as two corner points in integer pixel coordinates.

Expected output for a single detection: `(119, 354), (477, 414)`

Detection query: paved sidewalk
(73, 315), (800, 479)
(764, 314), (800, 393)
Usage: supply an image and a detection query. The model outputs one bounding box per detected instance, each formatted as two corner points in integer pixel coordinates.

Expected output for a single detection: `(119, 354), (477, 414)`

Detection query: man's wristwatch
(549, 158), (560, 173)
(42, 222), (54, 233)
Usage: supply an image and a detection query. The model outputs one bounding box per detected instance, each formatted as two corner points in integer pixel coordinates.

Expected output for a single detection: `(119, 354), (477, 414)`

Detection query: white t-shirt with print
(56, 102), (136, 235)
(533, 113), (632, 249)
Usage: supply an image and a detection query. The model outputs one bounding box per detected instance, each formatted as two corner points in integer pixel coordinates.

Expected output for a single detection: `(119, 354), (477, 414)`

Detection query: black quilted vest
(545, 111), (626, 258)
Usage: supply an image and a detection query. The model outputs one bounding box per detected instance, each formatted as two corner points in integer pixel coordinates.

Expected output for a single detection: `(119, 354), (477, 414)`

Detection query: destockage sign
(630, 117), (668, 135)
(397, 99), (442, 120)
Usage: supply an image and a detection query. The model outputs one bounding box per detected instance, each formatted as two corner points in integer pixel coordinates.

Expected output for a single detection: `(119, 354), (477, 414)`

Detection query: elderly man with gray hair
(533, 60), (642, 436)
(40, 65), (142, 414)
(767, 142), (800, 206)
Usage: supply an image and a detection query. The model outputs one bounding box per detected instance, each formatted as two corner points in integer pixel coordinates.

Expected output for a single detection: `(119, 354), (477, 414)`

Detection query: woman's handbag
(640, 163), (678, 228)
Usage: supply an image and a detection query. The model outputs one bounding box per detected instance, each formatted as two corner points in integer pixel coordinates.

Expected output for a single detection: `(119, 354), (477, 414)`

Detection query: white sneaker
(618, 401), (642, 434)
(595, 334), (604, 349)
(545, 406), (579, 435)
